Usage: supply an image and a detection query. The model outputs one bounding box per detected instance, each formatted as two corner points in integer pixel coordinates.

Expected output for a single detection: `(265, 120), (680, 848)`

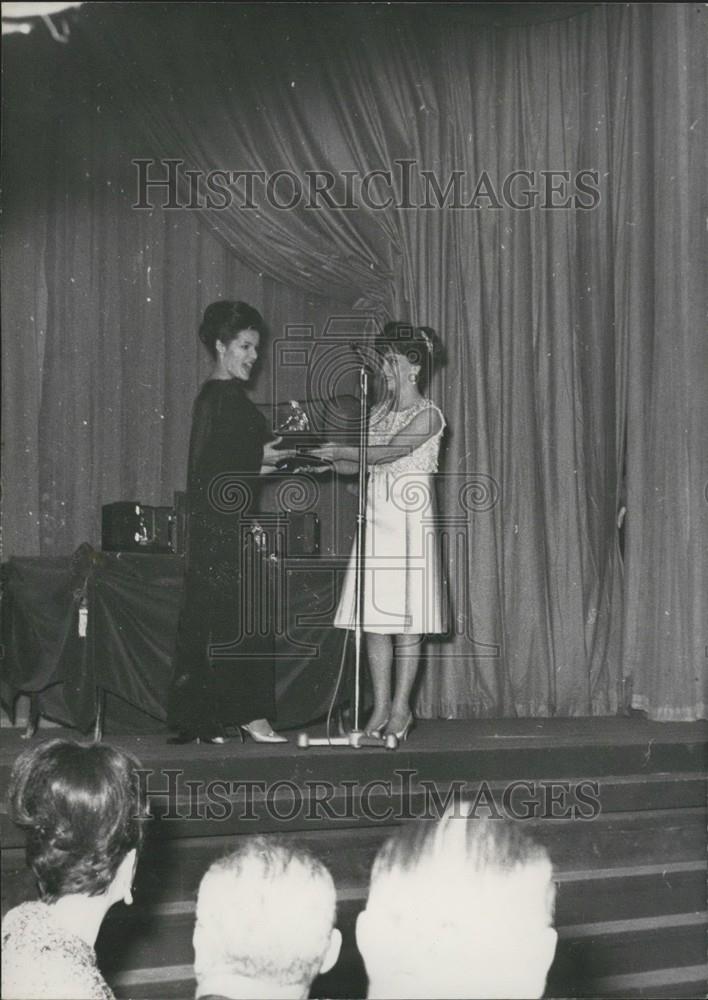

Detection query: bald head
(194, 837), (341, 998)
(357, 813), (557, 999)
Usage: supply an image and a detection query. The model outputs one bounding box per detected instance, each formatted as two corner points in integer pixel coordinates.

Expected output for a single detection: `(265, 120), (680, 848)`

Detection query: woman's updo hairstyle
(8, 739), (148, 902)
(198, 300), (267, 360)
(379, 321), (445, 391)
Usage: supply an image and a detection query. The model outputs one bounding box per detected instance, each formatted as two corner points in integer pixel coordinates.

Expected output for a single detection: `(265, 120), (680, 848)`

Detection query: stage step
(135, 805), (706, 902)
(112, 965), (708, 1000)
(3, 803), (705, 911)
(106, 911), (708, 1000)
(4, 768), (704, 847)
(592, 964), (708, 998)
(96, 862), (707, 973)
(92, 801), (707, 999)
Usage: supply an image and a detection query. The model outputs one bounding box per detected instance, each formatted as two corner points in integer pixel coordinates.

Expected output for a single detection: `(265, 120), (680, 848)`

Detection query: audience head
(357, 809), (557, 999)
(8, 738), (147, 906)
(193, 836), (341, 999)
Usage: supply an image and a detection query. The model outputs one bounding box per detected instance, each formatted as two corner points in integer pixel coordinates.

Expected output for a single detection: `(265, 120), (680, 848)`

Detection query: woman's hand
(261, 435), (296, 473)
(306, 442), (353, 463)
(330, 459), (360, 475)
(298, 447), (359, 476)
(305, 443), (338, 462)
(298, 458), (356, 475)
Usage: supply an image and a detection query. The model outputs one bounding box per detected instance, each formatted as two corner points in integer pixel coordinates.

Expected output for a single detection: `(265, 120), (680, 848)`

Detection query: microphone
(350, 342), (378, 370)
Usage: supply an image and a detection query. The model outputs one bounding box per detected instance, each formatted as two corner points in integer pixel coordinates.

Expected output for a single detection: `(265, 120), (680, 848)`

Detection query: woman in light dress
(309, 323), (446, 741)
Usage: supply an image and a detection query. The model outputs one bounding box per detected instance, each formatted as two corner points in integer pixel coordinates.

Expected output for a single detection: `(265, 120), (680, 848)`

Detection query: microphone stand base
(297, 730), (398, 750)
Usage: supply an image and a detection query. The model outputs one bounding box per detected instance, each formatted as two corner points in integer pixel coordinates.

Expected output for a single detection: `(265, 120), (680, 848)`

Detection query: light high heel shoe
(385, 712), (414, 742)
(240, 720), (288, 744)
(364, 712), (390, 739)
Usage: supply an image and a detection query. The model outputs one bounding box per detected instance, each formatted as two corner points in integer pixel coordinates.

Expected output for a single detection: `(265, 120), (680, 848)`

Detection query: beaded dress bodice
(368, 398), (445, 477)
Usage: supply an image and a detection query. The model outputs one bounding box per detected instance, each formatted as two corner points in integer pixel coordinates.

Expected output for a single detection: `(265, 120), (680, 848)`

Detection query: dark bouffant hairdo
(8, 739), (148, 902)
(378, 322), (445, 390)
(198, 300), (267, 360)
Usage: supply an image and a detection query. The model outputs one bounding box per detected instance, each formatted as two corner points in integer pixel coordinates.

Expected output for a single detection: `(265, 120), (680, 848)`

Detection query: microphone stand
(297, 360), (397, 750)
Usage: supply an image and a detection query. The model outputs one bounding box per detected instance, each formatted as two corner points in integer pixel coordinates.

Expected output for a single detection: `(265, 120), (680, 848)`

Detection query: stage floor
(2, 714), (706, 764)
(2, 717), (706, 824)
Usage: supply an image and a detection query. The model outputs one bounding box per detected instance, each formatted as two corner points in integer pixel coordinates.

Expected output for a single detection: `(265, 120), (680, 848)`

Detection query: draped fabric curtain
(2, 35), (347, 556)
(612, 6), (707, 721)
(79, 5), (398, 312)
(3, 3), (705, 719)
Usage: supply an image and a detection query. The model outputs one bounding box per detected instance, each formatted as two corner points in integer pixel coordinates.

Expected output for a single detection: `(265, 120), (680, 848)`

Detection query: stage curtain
(613, 5), (707, 721)
(2, 29), (347, 559)
(3, 4), (704, 719)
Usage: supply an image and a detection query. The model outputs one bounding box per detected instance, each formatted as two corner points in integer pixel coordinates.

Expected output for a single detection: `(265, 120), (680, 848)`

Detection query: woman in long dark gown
(167, 301), (294, 745)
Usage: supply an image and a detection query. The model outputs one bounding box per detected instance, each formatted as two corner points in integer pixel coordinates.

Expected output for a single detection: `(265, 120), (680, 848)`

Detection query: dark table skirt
(1, 546), (350, 733)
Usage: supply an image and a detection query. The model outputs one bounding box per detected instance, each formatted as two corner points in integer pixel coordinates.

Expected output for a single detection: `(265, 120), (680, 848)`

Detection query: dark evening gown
(167, 378), (276, 734)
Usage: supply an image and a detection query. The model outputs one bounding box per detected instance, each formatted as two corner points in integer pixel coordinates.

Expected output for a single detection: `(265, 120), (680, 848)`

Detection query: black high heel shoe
(167, 730), (228, 745)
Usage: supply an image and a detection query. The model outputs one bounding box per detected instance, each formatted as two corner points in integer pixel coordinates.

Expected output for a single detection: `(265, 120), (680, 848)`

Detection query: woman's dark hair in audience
(198, 300), (268, 359)
(8, 739), (148, 903)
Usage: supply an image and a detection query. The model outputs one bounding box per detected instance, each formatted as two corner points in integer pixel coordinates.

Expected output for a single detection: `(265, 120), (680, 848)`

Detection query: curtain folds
(615, 5), (707, 721)
(77, 5), (398, 312)
(3, 2), (705, 719)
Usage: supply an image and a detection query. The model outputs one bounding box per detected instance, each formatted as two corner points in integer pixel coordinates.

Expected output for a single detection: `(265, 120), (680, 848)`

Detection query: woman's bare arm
(307, 407), (443, 466)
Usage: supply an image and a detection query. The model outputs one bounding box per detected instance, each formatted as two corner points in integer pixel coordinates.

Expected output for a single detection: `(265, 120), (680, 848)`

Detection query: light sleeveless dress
(333, 397), (447, 635)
